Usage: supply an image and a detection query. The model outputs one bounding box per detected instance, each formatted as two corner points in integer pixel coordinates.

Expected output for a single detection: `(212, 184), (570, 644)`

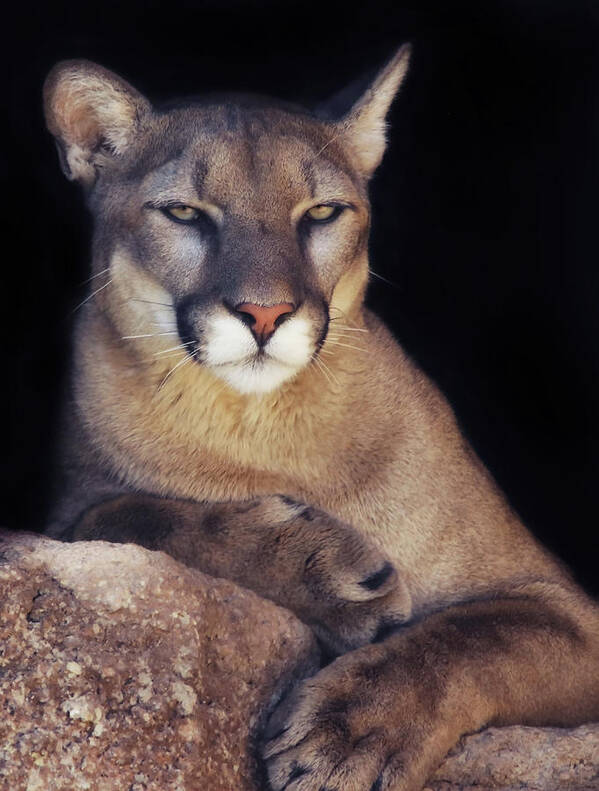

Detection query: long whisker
(145, 351), (190, 364)
(148, 320), (178, 330)
(153, 342), (194, 357)
(128, 298), (174, 308)
(78, 267), (110, 286)
(157, 354), (194, 391)
(312, 355), (333, 385)
(327, 324), (369, 333)
(324, 340), (366, 353)
(71, 279), (112, 314)
(312, 353), (339, 386)
(312, 125), (346, 162)
(122, 332), (178, 339)
(319, 357), (340, 386)
(368, 268), (399, 287)
(328, 306), (364, 329)
(327, 332), (367, 341)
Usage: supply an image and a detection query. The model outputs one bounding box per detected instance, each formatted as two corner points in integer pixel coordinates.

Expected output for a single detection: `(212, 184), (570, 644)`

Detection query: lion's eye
(305, 204), (341, 223)
(165, 205), (200, 222)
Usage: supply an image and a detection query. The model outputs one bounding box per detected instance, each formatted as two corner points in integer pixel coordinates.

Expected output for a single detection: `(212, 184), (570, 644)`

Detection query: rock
(428, 722), (599, 790)
(0, 530), (319, 791)
(0, 530), (597, 791)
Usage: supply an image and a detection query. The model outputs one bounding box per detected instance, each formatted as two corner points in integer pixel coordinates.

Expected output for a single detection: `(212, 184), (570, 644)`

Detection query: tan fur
(74, 284), (562, 610)
(44, 60), (150, 183)
(44, 50), (599, 791)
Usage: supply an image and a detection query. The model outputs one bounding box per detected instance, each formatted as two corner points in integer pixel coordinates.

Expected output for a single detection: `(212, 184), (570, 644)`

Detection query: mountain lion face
(44, 50), (410, 393)
(97, 105), (370, 394)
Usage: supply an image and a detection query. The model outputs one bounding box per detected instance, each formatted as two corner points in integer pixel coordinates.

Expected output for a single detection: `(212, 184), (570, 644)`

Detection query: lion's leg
(72, 493), (413, 653)
(263, 582), (599, 791)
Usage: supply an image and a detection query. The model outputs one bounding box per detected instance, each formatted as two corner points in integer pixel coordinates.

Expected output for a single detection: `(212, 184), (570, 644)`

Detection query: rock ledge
(0, 530), (597, 791)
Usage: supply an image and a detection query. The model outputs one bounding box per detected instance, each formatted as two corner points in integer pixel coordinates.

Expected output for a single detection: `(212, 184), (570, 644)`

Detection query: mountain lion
(43, 46), (599, 791)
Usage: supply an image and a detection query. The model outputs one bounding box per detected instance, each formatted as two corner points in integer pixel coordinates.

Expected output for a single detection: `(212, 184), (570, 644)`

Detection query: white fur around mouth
(202, 313), (314, 394)
(210, 357), (299, 394)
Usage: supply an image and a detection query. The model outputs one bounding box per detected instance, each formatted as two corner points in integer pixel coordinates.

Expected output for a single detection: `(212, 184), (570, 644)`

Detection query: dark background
(4, 0), (598, 595)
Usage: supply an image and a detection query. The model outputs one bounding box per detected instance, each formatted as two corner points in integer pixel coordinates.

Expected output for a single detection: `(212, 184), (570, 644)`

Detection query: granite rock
(427, 722), (599, 790)
(0, 530), (597, 791)
(0, 530), (319, 790)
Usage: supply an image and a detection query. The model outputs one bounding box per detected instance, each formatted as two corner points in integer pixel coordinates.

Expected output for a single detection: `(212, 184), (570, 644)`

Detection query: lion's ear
(336, 44), (411, 178)
(43, 60), (151, 185)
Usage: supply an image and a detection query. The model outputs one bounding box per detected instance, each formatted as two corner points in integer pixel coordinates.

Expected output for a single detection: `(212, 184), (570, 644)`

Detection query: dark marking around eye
(303, 205), (344, 226)
(157, 204), (218, 236)
(299, 203), (356, 234)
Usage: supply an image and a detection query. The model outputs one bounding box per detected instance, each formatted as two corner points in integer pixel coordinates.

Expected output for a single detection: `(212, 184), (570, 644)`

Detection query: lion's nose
(235, 302), (295, 344)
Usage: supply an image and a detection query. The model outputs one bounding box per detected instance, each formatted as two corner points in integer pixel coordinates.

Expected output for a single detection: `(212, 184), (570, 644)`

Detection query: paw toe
(340, 558), (398, 603)
(359, 561), (395, 592)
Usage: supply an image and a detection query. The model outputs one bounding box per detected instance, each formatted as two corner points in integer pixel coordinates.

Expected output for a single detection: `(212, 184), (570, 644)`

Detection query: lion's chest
(84, 359), (343, 505)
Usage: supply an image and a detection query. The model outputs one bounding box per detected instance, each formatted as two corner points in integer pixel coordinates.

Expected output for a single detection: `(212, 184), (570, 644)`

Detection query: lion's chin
(208, 356), (304, 396)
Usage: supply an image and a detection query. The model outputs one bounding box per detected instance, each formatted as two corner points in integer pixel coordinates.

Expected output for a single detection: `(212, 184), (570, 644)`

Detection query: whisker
(318, 349), (339, 363)
(312, 355), (332, 385)
(327, 324), (368, 333)
(153, 342), (194, 357)
(324, 340), (366, 353)
(78, 267), (110, 286)
(312, 353), (339, 386)
(148, 320), (178, 330)
(319, 357), (340, 386)
(146, 350), (191, 363)
(327, 332), (367, 341)
(128, 298), (174, 308)
(71, 279), (112, 314)
(368, 268), (399, 287)
(328, 307), (364, 329)
(122, 332), (178, 339)
(312, 126), (346, 162)
(157, 354), (194, 391)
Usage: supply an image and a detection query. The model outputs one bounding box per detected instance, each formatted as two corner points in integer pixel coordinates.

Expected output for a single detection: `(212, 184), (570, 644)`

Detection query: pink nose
(235, 302), (295, 343)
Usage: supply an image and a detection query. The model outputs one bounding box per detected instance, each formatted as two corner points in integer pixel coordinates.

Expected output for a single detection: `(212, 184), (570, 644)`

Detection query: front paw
(262, 645), (431, 791)
(276, 503), (411, 654)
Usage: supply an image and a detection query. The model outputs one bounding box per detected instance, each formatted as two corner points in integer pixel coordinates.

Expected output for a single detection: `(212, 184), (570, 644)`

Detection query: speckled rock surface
(0, 530), (319, 791)
(427, 722), (599, 790)
(0, 530), (597, 791)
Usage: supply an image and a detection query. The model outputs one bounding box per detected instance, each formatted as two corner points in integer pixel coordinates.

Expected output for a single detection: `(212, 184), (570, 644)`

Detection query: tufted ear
(43, 60), (151, 185)
(336, 44), (411, 178)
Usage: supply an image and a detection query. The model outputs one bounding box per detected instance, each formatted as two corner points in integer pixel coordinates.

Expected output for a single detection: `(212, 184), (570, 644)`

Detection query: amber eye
(305, 204), (339, 222)
(165, 205), (200, 223)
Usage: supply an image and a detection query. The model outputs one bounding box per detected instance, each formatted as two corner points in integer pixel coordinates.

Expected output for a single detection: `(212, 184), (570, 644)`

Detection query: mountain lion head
(44, 47), (410, 395)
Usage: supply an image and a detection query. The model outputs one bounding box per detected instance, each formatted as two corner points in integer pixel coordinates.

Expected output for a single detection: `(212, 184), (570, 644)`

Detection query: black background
(4, 0), (598, 595)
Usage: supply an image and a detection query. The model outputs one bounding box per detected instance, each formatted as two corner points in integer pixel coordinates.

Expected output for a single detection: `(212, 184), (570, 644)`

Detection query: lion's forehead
(136, 106), (359, 216)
